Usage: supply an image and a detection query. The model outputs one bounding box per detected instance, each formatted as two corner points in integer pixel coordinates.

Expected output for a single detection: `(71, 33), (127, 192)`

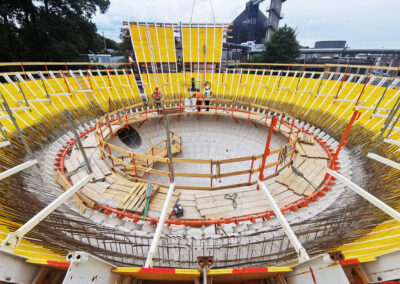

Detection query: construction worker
(152, 87), (162, 114)
(195, 88), (203, 112)
(204, 86), (212, 111)
(177, 55), (183, 72)
(128, 53), (134, 66)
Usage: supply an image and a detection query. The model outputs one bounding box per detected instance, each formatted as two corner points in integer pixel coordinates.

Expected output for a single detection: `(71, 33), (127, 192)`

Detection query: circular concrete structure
(0, 61), (398, 270)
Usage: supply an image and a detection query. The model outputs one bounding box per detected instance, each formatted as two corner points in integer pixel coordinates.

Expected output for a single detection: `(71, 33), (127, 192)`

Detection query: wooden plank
(135, 185), (160, 213)
(201, 199), (270, 218)
(205, 204), (270, 219)
(158, 187), (180, 196)
(110, 183), (134, 193)
(53, 170), (86, 213)
(127, 183), (147, 211)
(197, 191), (268, 211)
(119, 185), (142, 210)
(76, 192), (96, 208)
(85, 183), (107, 194)
(117, 183), (143, 209)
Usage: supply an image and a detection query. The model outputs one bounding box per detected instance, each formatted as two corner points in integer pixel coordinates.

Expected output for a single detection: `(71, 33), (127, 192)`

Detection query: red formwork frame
(54, 104), (336, 227)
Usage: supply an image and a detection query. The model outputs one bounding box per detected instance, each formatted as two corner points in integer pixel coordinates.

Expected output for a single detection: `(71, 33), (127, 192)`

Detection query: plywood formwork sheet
(130, 24), (176, 63)
(182, 25), (224, 63)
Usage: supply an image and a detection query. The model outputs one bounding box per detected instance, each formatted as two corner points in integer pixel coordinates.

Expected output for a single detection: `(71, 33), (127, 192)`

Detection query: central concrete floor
(62, 112), (329, 221)
(109, 113), (287, 188)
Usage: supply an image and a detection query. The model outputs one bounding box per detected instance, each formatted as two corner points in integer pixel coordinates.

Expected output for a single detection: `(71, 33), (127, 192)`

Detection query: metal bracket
(285, 253), (349, 284)
(63, 251), (121, 284)
(362, 249), (400, 283)
(0, 249), (40, 283)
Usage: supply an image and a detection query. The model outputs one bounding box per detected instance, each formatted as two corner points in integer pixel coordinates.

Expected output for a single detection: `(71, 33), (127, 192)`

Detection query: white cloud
(93, 0), (400, 49)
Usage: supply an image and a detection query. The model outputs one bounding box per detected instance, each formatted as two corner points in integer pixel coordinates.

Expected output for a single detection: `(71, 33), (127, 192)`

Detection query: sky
(93, 0), (400, 49)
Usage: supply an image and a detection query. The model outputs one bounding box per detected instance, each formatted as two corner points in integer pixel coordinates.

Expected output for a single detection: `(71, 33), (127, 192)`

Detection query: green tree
(0, 0), (111, 61)
(118, 28), (132, 59)
(258, 25), (300, 63)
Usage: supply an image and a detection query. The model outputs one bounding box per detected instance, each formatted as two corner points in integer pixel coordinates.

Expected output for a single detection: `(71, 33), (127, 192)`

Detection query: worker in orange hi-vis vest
(152, 87), (162, 114)
(195, 88), (203, 112)
(128, 53), (135, 66)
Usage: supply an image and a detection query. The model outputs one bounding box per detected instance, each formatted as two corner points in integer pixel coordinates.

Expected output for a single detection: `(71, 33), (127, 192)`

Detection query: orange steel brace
(64, 62), (69, 72)
(45, 63), (50, 79)
(275, 151), (282, 173)
(130, 153), (138, 177)
(354, 68), (372, 108)
(107, 145), (114, 167)
(334, 64), (349, 100)
(330, 110), (361, 169)
(257, 116), (278, 189)
(166, 159), (172, 182)
(20, 63), (28, 81)
(86, 70), (93, 90)
(125, 67), (132, 87)
(61, 72), (71, 94)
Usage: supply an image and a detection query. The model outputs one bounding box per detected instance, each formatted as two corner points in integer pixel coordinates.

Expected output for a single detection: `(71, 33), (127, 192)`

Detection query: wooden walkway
(57, 123), (329, 220)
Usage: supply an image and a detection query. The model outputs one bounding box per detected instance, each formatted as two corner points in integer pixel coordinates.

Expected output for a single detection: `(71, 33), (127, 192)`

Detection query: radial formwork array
(1, 60), (399, 267)
(0, 24), (399, 273)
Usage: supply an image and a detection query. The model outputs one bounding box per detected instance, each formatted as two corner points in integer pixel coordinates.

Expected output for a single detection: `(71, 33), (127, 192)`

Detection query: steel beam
(327, 169), (400, 222)
(145, 181), (176, 268)
(0, 159), (38, 181)
(258, 180), (310, 263)
(1, 175), (92, 250)
(367, 152), (400, 171)
(0, 141), (10, 148)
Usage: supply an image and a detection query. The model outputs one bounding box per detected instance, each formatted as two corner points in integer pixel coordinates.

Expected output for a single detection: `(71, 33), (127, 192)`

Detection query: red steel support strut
(258, 116), (278, 189)
(330, 110), (361, 170)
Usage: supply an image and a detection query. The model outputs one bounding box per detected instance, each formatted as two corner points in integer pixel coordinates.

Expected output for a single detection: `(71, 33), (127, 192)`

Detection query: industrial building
(0, 2), (400, 284)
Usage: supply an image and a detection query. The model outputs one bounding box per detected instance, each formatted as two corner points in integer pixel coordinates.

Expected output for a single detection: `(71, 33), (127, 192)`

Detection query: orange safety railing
(94, 99), (300, 190)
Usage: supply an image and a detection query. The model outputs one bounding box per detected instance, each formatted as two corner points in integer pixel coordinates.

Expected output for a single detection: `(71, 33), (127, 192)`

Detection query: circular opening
(118, 127), (142, 148)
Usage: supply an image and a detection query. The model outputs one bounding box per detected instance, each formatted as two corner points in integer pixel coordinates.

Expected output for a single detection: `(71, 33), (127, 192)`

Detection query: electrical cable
(209, 0), (215, 23)
(190, 0), (196, 23)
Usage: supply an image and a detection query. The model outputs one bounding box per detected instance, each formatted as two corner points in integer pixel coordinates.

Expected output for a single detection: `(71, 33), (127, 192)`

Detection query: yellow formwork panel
(337, 220), (400, 259)
(0, 71), (399, 263)
(182, 26), (224, 63)
(130, 24), (176, 63)
(0, 221), (65, 261)
(0, 74), (143, 132)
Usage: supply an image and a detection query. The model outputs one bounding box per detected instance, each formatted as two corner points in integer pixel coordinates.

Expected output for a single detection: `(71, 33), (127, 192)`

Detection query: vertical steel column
(65, 111), (93, 175)
(145, 114), (175, 268)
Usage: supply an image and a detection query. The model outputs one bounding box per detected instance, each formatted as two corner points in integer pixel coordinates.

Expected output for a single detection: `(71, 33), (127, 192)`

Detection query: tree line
(0, 0), (120, 62)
